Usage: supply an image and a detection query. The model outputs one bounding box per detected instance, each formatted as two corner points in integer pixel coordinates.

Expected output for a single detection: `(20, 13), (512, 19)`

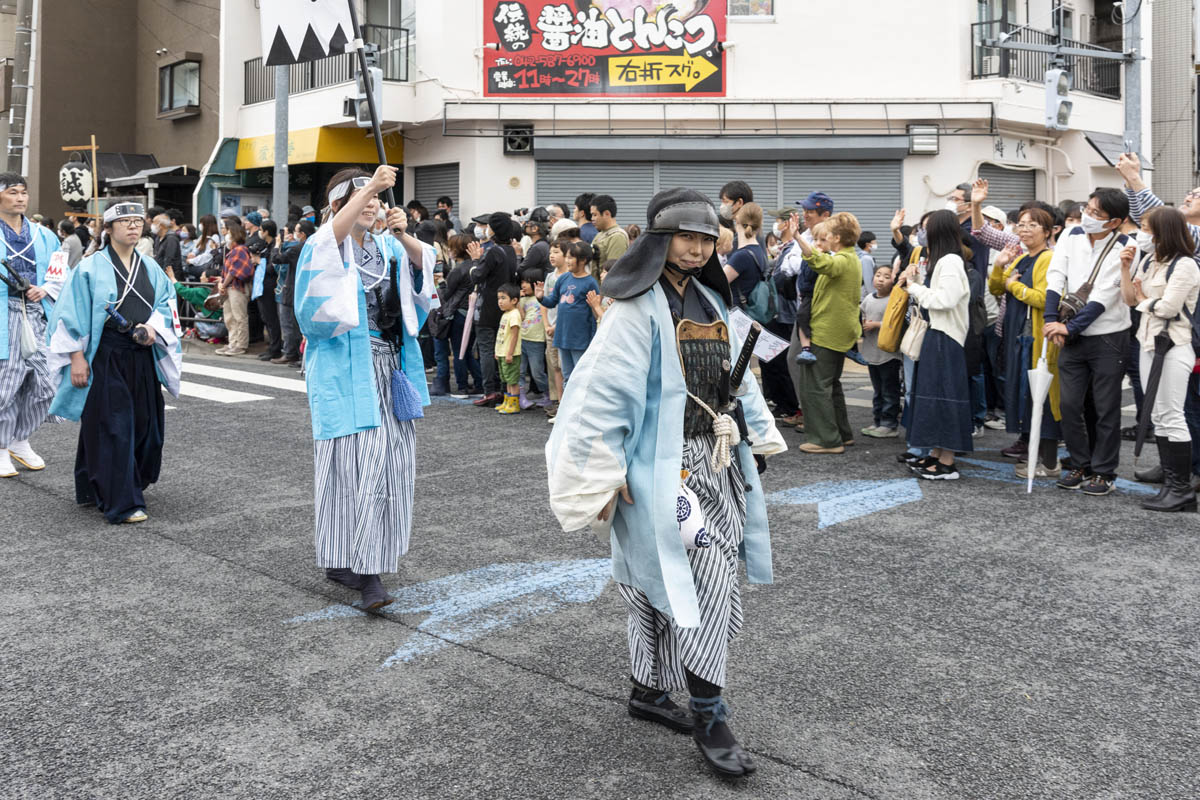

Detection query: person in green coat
(792, 211), (863, 454)
(174, 280), (226, 342)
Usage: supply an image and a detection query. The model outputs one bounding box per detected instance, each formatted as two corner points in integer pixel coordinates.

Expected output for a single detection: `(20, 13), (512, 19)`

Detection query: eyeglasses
(1186, 191), (1200, 200)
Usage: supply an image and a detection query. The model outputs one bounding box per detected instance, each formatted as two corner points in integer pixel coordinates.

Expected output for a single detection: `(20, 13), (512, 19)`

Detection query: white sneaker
(1016, 460), (1061, 479)
(8, 439), (44, 470)
(0, 450), (16, 478)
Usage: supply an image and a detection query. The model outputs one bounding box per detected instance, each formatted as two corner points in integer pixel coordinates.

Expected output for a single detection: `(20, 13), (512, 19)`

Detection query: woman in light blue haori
(546, 188), (786, 779)
(294, 165), (434, 611)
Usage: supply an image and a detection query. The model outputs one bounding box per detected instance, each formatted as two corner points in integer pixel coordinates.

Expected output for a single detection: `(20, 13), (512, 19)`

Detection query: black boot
(1142, 439), (1198, 512)
(1141, 437), (1170, 502)
(627, 677), (692, 734)
(689, 696), (757, 778)
(430, 375), (450, 396)
(325, 568), (364, 590)
(359, 574), (394, 610)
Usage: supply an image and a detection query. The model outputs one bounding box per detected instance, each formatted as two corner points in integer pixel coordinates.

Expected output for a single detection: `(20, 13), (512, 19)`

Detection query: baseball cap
(470, 213), (490, 224)
(799, 192), (833, 213)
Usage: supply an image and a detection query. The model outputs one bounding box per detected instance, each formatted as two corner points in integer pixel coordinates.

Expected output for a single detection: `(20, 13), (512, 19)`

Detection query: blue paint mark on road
(429, 395), (474, 405)
(286, 558), (611, 667)
(767, 479), (923, 529)
(957, 457), (1156, 496)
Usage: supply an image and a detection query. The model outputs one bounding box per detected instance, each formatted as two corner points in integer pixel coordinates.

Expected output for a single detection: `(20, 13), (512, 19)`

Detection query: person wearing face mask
(1118, 153), (1200, 259)
(546, 187), (786, 779)
(1043, 189), (1133, 496)
(1118, 207), (1200, 509)
(294, 165), (435, 610)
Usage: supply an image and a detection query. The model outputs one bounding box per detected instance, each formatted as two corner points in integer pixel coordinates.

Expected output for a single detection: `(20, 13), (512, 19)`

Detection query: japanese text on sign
(484, 1), (727, 98)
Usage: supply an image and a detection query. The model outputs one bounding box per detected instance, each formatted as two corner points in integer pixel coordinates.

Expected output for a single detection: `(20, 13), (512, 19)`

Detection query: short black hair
(296, 219), (316, 237)
(520, 268), (544, 286)
(550, 202), (570, 218)
(260, 219), (278, 238)
(497, 283), (521, 301)
(147, 206), (164, 219)
(0, 172), (27, 189)
(433, 209), (450, 223)
(167, 209), (184, 225)
(591, 194), (617, 218)
(565, 240), (593, 266)
(857, 230), (876, 248)
(574, 193), (595, 213)
(719, 180), (753, 203)
(955, 183), (972, 196)
(436, 195), (453, 208)
(1089, 188), (1129, 222)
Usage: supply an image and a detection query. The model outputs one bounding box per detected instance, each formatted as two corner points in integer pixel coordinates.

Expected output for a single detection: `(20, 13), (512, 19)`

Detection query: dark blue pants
(982, 326), (1003, 413)
(868, 360), (902, 428)
(75, 329), (165, 523)
(1185, 372), (1200, 477)
(1126, 333), (1145, 421)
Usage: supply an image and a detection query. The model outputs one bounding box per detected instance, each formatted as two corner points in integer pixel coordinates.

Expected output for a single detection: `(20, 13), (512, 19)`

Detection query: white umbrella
(1025, 355), (1054, 493)
(458, 292), (478, 361)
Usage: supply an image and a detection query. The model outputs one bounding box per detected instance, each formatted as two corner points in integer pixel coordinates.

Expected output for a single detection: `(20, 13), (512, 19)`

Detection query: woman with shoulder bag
(897, 210), (973, 480)
(1120, 206), (1200, 512)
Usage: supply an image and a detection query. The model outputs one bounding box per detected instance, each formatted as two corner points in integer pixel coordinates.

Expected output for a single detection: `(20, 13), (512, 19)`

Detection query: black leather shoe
(473, 392), (503, 407)
(628, 687), (693, 734)
(359, 574), (394, 611)
(325, 568), (364, 590)
(690, 697), (756, 778)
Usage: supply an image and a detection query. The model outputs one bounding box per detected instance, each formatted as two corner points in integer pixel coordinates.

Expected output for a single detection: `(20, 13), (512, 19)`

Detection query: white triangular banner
(259, 0), (355, 65)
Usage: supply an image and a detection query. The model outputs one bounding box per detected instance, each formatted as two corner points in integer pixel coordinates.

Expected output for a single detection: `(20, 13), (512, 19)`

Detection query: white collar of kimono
(341, 233), (417, 336)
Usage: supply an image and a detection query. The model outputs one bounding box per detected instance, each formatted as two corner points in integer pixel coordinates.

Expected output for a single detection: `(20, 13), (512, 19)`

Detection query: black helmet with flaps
(602, 187), (730, 306)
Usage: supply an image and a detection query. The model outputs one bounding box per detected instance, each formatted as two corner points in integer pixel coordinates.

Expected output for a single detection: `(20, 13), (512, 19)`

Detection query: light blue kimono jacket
(294, 226), (434, 441)
(0, 220), (67, 360)
(44, 249), (183, 421)
(545, 282), (787, 628)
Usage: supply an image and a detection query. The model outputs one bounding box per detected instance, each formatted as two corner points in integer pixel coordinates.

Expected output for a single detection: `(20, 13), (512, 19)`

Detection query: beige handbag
(899, 313), (928, 361)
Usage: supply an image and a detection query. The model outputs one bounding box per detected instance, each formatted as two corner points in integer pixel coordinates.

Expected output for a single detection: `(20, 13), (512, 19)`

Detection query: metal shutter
(413, 163), (460, 210)
(535, 161), (655, 227)
(782, 161), (902, 242)
(657, 162), (782, 210)
(977, 163), (1036, 215)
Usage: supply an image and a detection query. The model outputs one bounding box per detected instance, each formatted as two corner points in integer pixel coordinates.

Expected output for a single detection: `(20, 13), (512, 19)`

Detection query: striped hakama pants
(617, 434), (748, 691)
(0, 297), (56, 448)
(312, 337), (416, 576)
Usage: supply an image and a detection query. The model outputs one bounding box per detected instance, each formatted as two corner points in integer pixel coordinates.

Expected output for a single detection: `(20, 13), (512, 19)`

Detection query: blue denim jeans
(434, 336), (450, 382)
(868, 360), (902, 428)
(521, 339), (547, 395)
(559, 348), (587, 385)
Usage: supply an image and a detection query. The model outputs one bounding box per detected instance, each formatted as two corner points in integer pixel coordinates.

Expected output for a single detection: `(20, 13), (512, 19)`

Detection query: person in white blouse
(1119, 206), (1200, 512)
(896, 209), (974, 480)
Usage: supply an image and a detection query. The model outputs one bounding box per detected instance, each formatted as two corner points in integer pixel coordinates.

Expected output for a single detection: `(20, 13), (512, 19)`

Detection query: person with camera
(1043, 189), (1132, 496)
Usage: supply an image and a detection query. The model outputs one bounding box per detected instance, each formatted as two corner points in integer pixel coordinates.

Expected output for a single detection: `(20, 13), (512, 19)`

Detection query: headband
(103, 203), (146, 224)
(328, 175), (372, 204)
(0, 177), (27, 193)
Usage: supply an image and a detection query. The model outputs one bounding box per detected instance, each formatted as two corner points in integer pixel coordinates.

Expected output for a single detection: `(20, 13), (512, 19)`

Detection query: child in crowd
(495, 284), (523, 414)
(542, 239), (568, 420)
(794, 220), (830, 363)
(585, 258), (617, 321)
(536, 240), (600, 389)
(859, 263), (902, 437)
(519, 272), (550, 409)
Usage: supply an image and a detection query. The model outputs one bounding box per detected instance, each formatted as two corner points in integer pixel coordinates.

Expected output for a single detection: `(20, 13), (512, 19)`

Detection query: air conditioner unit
(503, 125), (534, 156)
(981, 54), (1000, 75)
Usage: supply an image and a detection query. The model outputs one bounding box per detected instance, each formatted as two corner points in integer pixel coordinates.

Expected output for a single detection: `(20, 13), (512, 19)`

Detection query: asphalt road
(2, 342), (1197, 799)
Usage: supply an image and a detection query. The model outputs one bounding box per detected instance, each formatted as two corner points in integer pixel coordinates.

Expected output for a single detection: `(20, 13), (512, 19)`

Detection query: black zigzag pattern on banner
(265, 23), (349, 66)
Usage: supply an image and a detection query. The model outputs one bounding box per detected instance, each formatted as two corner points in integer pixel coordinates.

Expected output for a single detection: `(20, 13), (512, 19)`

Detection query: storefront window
(729, 0), (773, 17)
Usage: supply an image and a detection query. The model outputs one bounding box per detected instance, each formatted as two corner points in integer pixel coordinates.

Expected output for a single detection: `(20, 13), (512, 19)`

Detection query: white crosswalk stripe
(162, 358), (310, 405)
(182, 362), (307, 394)
(178, 381), (272, 404)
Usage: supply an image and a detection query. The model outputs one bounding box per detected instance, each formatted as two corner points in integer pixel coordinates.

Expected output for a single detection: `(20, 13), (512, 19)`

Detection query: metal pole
(344, 0), (396, 207)
(6, 0), (32, 174)
(272, 65), (289, 220)
(1123, 1), (1142, 166)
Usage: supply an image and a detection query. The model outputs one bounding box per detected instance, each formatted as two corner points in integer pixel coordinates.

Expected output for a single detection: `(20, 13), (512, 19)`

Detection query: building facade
(1148, 0), (1198, 206)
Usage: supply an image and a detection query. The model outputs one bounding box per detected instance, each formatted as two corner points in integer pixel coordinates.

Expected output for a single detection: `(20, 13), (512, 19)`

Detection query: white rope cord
(685, 391), (740, 471)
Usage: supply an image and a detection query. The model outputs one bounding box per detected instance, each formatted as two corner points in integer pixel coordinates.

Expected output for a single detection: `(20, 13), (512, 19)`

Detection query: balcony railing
(971, 21), (1121, 100)
(244, 24), (410, 105)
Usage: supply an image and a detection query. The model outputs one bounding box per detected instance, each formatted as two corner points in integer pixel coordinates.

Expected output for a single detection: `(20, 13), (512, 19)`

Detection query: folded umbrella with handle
(1024, 355), (1054, 493)
(1134, 332), (1175, 465)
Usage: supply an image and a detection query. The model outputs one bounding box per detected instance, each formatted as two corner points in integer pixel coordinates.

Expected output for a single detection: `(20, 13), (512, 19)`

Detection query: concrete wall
(1151, 0), (1197, 204)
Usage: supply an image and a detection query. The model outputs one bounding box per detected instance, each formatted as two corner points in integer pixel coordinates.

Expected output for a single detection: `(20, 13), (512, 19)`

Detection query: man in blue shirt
(574, 192), (597, 243)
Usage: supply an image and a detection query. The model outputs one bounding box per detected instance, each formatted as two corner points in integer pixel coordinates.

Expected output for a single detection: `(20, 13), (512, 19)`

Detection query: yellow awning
(235, 126), (403, 171)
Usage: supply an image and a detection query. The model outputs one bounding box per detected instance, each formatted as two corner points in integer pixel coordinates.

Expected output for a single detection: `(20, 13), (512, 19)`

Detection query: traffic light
(1045, 68), (1072, 131)
(353, 66), (383, 129)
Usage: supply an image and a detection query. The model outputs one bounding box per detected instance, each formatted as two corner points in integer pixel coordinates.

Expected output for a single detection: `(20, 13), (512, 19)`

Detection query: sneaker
(795, 348), (818, 365)
(1016, 460), (1060, 479)
(917, 461), (960, 480)
(450, 391), (469, 399)
(1081, 475), (1116, 496)
(972, 423), (985, 438)
(219, 347), (247, 356)
(875, 426), (899, 438)
(1000, 439), (1029, 459)
(213, 345), (231, 355)
(1056, 468), (1089, 490)
(861, 425), (883, 437)
(908, 455), (938, 473)
(897, 451), (922, 464)
(984, 414), (1006, 430)
(121, 509), (148, 523)
(845, 350), (869, 366)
